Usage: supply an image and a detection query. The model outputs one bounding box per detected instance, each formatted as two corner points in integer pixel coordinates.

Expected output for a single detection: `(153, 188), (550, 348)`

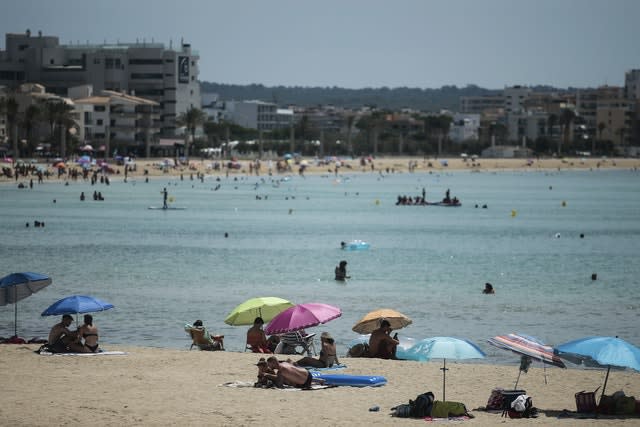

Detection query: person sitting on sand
(263, 356), (324, 389)
(77, 314), (99, 353)
(247, 317), (271, 353)
(483, 283), (495, 294)
(47, 314), (84, 353)
(368, 319), (399, 360)
(187, 320), (224, 351)
(295, 332), (339, 368)
(335, 260), (350, 281)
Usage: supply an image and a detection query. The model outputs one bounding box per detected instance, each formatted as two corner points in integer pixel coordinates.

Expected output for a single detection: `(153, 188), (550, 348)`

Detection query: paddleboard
(147, 206), (186, 210)
(310, 372), (387, 387)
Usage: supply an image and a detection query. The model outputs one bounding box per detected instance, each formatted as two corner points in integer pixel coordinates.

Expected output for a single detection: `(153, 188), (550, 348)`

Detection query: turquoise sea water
(1, 168), (639, 365)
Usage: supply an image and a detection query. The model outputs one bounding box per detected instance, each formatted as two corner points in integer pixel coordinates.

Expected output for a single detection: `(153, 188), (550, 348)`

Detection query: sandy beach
(2, 344), (639, 426)
(3, 156), (640, 184)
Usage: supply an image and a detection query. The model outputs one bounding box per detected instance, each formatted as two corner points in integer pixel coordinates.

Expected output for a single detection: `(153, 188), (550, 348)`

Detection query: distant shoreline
(2, 156), (639, 185)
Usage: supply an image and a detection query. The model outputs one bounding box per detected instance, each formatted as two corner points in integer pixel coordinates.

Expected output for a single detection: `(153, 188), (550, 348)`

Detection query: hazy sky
(1, 0), (638, 89)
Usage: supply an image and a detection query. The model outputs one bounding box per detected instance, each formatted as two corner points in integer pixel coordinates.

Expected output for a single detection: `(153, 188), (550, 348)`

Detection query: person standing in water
(162, 187), (168, 209)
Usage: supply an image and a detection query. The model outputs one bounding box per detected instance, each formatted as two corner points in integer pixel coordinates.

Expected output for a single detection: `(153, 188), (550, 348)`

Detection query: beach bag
(409, 391), (435, 417)
(575, 388), (598, 413)
(430, 401), (468, 418)
(486, 388), (504, 410)
(391, 404), (412, 418)
(508, 395), (536, 418)
(615, 396), (636, 415)
(347, 343), (369, 358)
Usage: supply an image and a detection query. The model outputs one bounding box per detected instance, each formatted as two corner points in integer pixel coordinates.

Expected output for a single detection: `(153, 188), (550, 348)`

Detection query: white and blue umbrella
(405, 337), (486, 401)
(555, 336), (640, 402)
(0, 272), (52, 337)
(41, 295), (114, 323)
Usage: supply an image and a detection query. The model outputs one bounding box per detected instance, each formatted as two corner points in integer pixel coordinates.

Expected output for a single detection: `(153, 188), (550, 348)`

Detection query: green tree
(558, 108), (575, 156)
(177, 107), (206, 159)
(20, 103), (41, 157)
(0, 95), (19, 159)
(596, 122), (606, 155)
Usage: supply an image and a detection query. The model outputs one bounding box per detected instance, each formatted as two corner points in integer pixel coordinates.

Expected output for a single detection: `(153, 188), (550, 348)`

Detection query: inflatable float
(341, 240), (370, 251)
(310, 372), (387, 387)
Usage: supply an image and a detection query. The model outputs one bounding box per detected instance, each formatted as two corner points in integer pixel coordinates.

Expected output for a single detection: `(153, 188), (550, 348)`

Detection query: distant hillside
(200, 82), (506, 111)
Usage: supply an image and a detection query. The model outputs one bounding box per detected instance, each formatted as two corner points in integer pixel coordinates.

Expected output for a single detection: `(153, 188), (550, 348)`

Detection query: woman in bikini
(78, 314), (99, 353)
(294, 332), (339, 368)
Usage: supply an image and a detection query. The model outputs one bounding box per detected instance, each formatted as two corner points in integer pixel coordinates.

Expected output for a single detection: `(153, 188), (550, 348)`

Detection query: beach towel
(424, 416), (471, 422)
(306, 363), (347, 371)
(220, 381), (333, 391)
(37, 350), (127, 356)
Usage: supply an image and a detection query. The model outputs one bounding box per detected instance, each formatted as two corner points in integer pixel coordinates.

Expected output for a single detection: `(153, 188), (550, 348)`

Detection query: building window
(95, 106), (106, 112)
(97, 119), (103, 125)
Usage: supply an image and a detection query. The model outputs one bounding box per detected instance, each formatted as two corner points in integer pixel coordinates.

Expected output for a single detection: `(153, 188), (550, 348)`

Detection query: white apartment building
(0, 30), (200, 137)
(73, 87), (160, 157)
(504, 85), (531, 114)
(226, 100), (280, 130)
(625, 69), (640, 100)
(448, 113), (480, 142)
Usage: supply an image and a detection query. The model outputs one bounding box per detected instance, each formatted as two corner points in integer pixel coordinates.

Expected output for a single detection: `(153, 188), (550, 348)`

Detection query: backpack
(410, 391), (435, 417)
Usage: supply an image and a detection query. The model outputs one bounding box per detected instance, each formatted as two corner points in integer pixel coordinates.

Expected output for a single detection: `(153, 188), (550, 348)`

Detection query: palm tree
(345, 114), (355, 156)
(0, 96), (19, 160)
(558, 108), (575, 156)
(596, 122), (606, 155)
(176, 107), (206, 159)
(21, 103), (41, 157)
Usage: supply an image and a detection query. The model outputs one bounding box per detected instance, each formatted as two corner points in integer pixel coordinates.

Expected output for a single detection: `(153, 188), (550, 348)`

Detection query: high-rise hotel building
(0, 30), (200, 136)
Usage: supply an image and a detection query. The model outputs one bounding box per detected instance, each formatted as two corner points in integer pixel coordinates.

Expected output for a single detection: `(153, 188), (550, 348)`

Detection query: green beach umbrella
(224, 296), (294, 326)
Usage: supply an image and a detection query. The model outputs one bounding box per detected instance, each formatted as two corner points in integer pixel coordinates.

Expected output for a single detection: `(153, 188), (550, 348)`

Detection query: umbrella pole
(600, 365), (611, 404)
(441, 359), (448, 402)
(514, 367), (521, 389)
(14, 286), (18, 337)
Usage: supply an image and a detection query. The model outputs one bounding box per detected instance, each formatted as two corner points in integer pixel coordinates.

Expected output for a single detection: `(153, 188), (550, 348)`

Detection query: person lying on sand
(264, 356), (324, 389)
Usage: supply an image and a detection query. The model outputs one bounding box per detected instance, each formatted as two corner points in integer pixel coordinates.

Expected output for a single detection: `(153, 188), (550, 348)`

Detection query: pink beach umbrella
(264, 303), (342, 335)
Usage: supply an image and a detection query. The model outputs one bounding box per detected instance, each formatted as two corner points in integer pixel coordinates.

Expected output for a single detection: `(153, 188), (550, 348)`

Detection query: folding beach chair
(275, 331), (316, 356)
(184, 324), (224, 351)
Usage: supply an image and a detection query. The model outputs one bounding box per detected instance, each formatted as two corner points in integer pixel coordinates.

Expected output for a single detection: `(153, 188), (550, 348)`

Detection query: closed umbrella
(0, 272), (52, 337)
(352, 308), (412, 334)
(555, 336), (640, 403)
(405, 337), (486, 401)
(224, 296), (294, 326)
(264, 303), (341, 335)
(488, 333), (565, 388)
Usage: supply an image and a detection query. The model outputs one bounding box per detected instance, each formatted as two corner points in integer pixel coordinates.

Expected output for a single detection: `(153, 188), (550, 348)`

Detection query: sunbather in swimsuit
(78, 314), (99, 353)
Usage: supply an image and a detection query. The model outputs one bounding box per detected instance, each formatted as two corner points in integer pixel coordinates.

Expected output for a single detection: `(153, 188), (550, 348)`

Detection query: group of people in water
(396, 188), (459, 206)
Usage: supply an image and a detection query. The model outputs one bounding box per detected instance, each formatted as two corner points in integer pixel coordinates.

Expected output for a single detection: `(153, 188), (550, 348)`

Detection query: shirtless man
(48, 314), (84, 353)
(265, 356), (321, 389)
(368, 319), (399, 359)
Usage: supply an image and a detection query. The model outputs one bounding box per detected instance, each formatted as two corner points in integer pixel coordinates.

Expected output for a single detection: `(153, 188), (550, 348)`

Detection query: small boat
(341, 240), (370, 251)
(425, 200), (461, 207)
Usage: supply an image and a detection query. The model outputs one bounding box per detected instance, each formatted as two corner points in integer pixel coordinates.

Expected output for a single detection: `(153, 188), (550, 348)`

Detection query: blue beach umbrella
(41, 295), (114, 323)
(555, 336), (640, 403)
(0, 272), (52, 337)
(406, 337), (486, 401)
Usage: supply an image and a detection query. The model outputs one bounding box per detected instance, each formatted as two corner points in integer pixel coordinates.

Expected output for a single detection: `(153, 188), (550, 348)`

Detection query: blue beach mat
(311, 372), (387, 387)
